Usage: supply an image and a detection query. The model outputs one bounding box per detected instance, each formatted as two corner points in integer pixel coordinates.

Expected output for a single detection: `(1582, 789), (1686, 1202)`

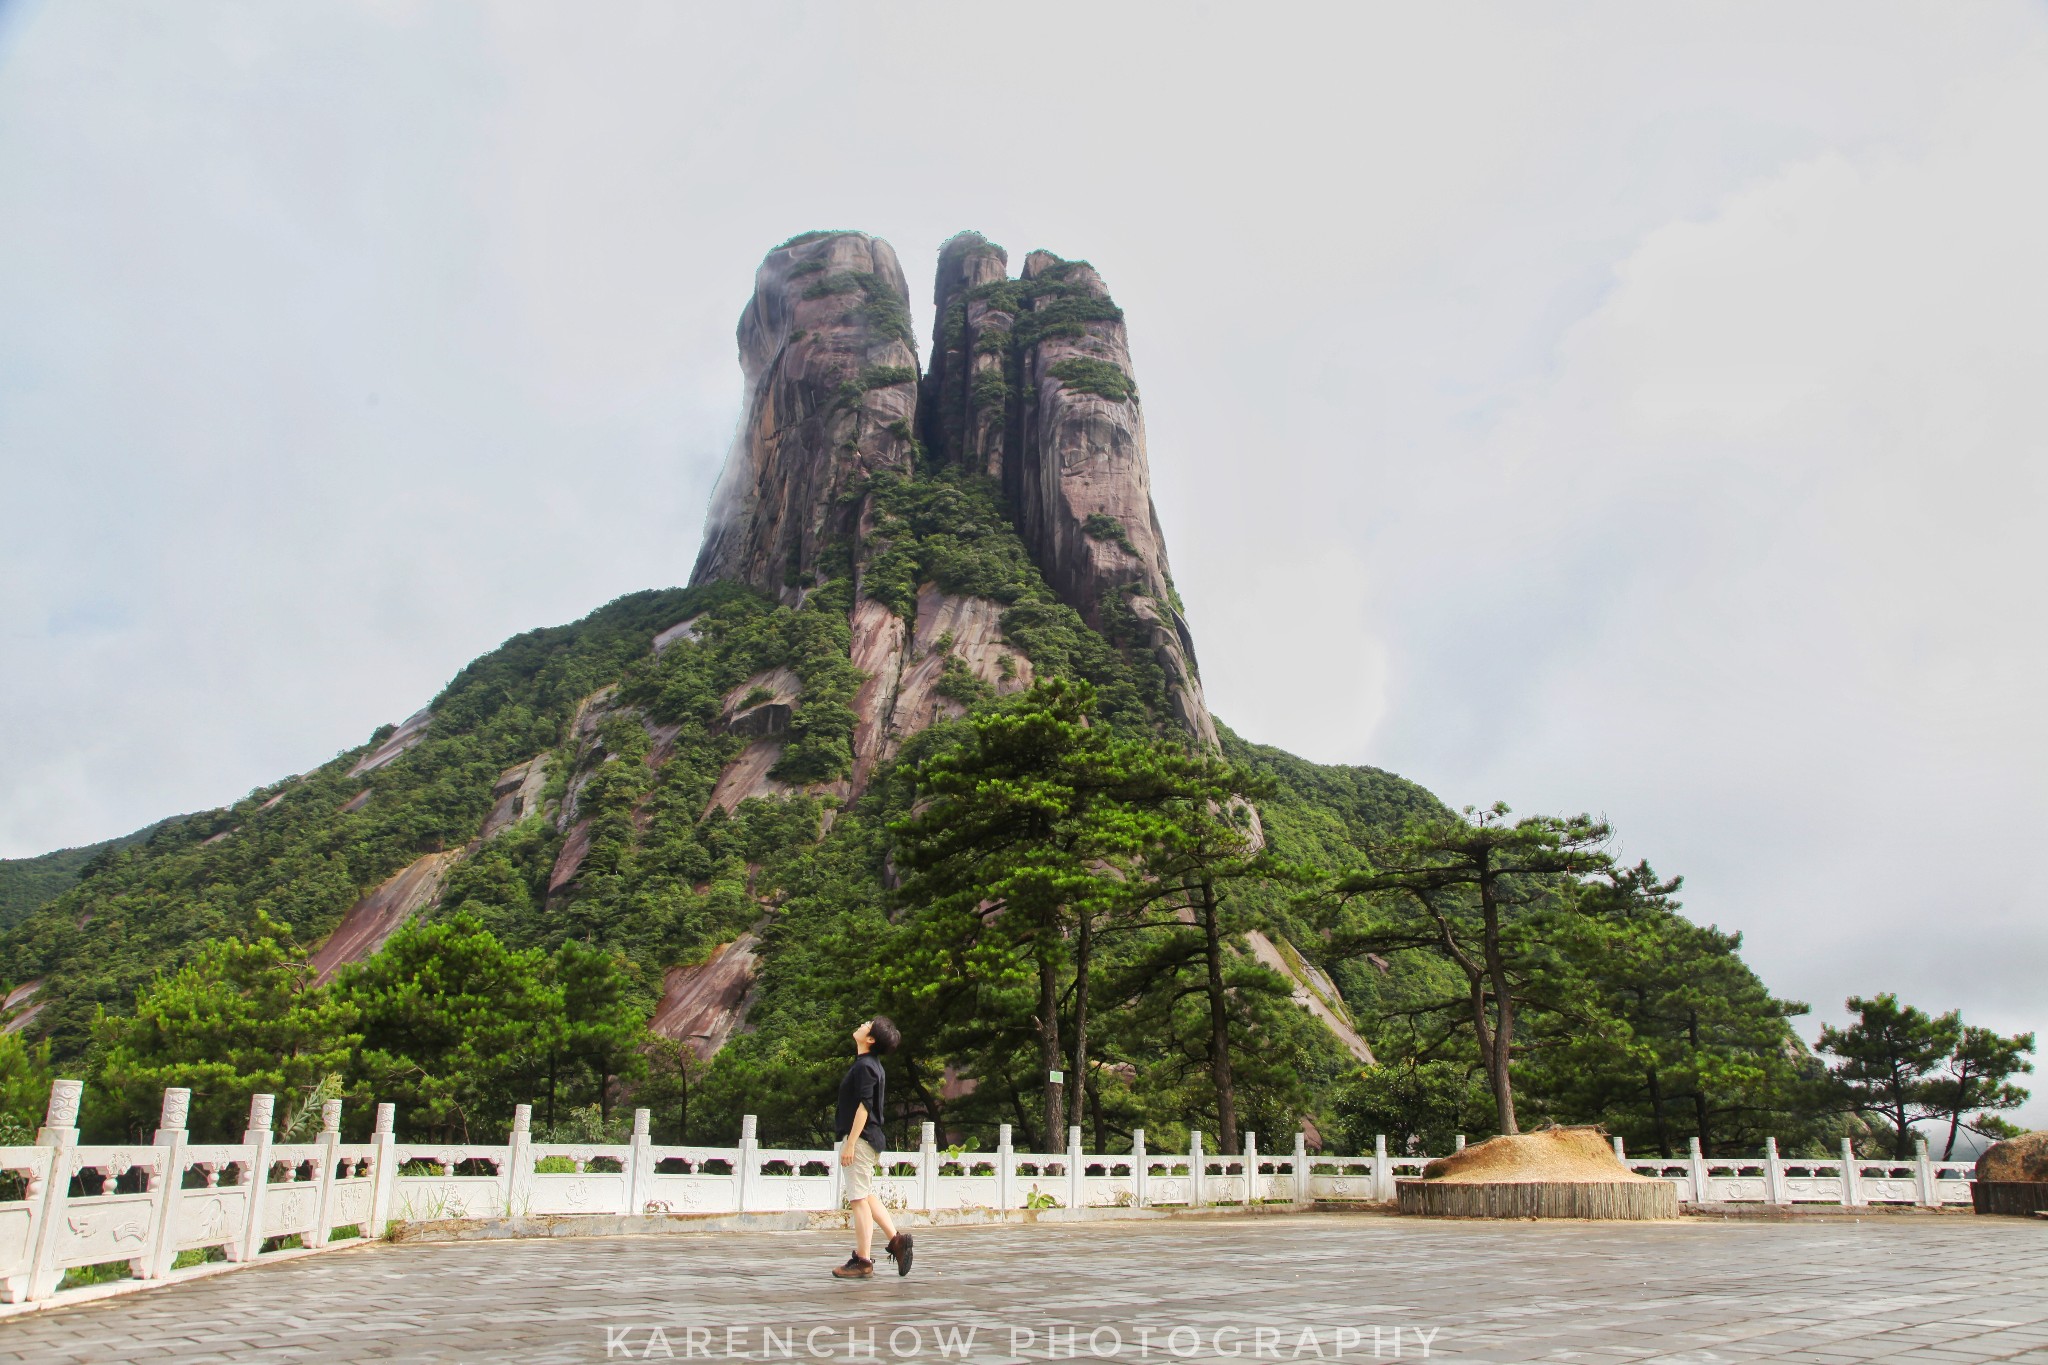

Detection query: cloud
(1335, 63), (2048, 1109)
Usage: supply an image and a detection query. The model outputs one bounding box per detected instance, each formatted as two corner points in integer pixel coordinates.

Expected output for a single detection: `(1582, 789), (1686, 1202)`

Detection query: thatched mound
(1399, 1127), (1677, 1219)
(1422, 1127), (1654, 1184)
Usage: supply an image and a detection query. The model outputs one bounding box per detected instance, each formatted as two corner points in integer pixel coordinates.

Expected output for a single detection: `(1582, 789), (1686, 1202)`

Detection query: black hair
(868, 1015), (902, 1056)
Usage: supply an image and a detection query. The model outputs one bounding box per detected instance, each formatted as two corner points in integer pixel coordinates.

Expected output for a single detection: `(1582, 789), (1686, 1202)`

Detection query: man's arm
(840, 1103), (867, 1166)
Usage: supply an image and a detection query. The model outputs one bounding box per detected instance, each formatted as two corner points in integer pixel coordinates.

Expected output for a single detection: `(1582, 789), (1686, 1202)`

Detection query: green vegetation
(933, 654), (994, 706)
(0, 587), (719, 1064)
(969, 369), (1009, 409)
(0, 819), (178, 931)
(802, 272), (914, 347)
(89, 909), (647, 1142)
(1512, 874), (1822, 1157)
(850, 467), (1171, 730)
(1082, 513), (1136, 556)
(801, 273), (863, 299)
(1819, 994), (2032, 1158)
(0, 1031), (54, 1143)
(1050, 357), (1136, 404)
(835, 365), (917, 408)
(1326, 804), (1619, 1135)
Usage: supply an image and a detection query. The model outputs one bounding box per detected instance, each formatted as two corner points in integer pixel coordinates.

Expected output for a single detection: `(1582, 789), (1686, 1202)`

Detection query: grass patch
(1082, 513), (1137, 555)
(57, 1258), (134, 1290)
(1050, 357), (1136, 404)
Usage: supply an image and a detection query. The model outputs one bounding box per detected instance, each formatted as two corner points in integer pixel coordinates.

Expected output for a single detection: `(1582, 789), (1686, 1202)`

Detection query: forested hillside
(0, 818), (177, 931)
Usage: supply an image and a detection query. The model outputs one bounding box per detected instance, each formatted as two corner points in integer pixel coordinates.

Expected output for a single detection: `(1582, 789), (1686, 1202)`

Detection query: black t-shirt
(835, 1053), (887, 1151)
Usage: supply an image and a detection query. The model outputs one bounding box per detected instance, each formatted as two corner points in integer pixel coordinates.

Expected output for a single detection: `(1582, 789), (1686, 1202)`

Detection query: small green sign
(1048, 1070), (1064, 1084)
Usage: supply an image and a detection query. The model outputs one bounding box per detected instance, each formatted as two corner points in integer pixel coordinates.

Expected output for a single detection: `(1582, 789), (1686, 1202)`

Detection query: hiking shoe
(885, 1233), (913, 1276)
(832, 1254), (874, 1280)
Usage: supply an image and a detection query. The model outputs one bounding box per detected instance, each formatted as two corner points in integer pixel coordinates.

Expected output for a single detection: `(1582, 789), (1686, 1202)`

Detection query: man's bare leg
(852, 1197), (876, 1260)
(864, 1195), (897, 1248)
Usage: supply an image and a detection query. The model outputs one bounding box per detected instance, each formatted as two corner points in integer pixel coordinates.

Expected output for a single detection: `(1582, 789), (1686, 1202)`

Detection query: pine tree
(1327, 804), (1613, 1135)
(1818, 994), (1960, 1159)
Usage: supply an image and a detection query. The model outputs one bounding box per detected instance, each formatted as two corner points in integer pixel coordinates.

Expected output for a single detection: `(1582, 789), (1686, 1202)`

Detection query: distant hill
(0, 819), (181, 931)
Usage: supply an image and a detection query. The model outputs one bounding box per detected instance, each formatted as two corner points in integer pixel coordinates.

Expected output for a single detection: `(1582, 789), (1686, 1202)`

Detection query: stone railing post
(735, 1115), (758, 1213)
(997, 1123), (1015, 1212)
(1243, 1131), (1258, 1205)
(920, 1122), (939, 1213)
(1914, 1137), (1936, 1207)
(309, 1098), (343, 1249)
(504, 1105), (534, 1220)
(1297, 1130), (1314, 1206)
(1190, 1131), (1206, 1208)
(1764, 1136), (1787, 1205)
(367, 1103), (398, 1234)
(1454, 1134), (1466, 1152)
(25, 1078), (84, 1300)
(1066, 1125), (1083, 1211)
(235, 1093), (275, 1262)
(1840, 1136), (1863, 1207)
(626, 1108), (651, 1217)
(144, 1086), (191, 1280)
(1372, 1133), (1390, 1203)
(1131, 1128), (1147, 1208)
(1612, 1135), (1626, 1162)
(1688, 1135), (1709, 1204)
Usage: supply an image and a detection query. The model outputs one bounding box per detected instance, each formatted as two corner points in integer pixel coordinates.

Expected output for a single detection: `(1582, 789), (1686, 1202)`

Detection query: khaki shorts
(843, 1138), (880, 1201)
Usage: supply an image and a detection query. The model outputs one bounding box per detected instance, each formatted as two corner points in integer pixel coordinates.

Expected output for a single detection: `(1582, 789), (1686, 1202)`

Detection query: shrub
(1050, 358), (1136, 404)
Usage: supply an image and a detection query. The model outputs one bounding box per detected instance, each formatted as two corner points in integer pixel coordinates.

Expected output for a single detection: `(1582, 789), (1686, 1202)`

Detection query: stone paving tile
(2, 1215), (2046, 1363)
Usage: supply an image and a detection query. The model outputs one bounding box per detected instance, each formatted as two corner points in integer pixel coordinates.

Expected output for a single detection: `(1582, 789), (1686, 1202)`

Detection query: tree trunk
(1089, 1067), (1107, 1154)
(1692, 1089), (1711, 1157)
(1009, 1088), (1037, 1154)
(677, 1053), (689, 1143)
(1941, 1061), (1971, 1160)
(1477, 863), (1518, 1135)
(1200, 877), (1239, 1155)
(1037, 948), (1065, 1145)
(1648, 1068), (1671, 1158)
(1467, 973), (1495, 1082)
(1070, 906), (1092, 1149)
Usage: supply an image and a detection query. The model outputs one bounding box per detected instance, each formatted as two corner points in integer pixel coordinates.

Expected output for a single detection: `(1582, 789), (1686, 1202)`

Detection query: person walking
(833, 1016), (913, 1279)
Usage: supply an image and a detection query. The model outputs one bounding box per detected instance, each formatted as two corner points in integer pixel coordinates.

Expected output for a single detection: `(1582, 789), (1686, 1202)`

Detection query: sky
(2, 2), (2044, 1119)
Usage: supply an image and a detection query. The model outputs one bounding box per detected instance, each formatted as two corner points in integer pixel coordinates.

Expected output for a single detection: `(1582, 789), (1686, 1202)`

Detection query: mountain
(0, 818), (181, 933)
(0, 231), (1441, 1125)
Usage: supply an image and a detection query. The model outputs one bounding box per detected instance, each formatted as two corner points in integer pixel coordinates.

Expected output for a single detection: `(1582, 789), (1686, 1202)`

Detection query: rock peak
(692, 230), (1215, 757)
(924, 238), (1217, 747)
(690, 231), (918, 596)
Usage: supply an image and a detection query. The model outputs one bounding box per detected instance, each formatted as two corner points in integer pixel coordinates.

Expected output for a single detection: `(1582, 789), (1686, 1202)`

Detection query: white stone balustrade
(0, 1076), (1983, 1314)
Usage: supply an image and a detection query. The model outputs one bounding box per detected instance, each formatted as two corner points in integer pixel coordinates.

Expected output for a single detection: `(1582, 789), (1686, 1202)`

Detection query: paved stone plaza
(3, 1213), (2046, 1364)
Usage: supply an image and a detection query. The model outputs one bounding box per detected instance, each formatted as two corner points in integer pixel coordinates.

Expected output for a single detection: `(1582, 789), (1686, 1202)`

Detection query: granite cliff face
(1004, 248), (1216, 748)
(690, 231), (920, 596)
(920, 232), (1013, 482)
(693, 228), (1216, 811)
